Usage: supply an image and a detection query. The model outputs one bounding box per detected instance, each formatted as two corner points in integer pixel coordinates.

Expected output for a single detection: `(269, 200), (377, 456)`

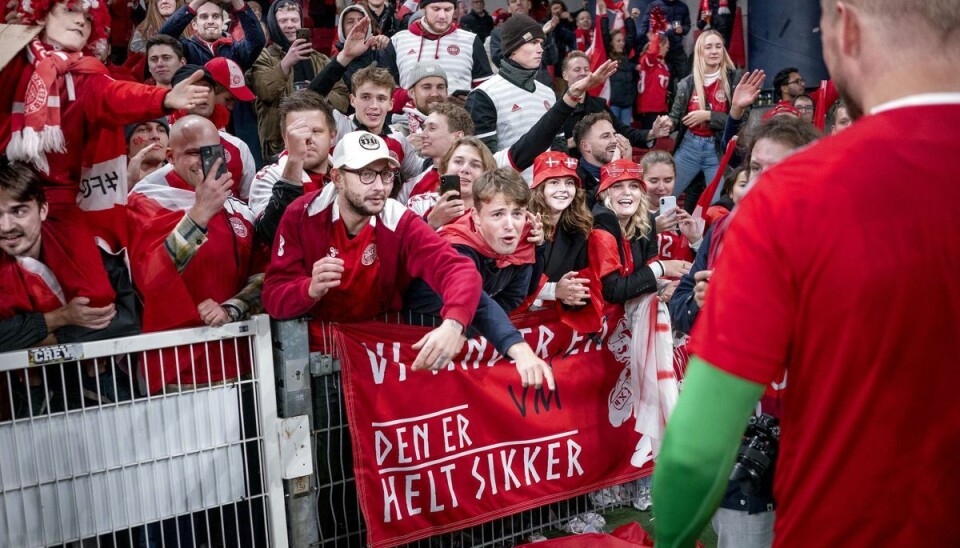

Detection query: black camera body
(729, 413), (780, 496)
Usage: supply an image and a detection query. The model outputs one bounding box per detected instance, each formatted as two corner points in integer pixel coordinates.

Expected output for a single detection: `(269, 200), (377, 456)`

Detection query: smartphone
(451, 89), (470, 98)
(295, 28), (312, 43)
(200, 144), (228, 181)
(439, 174), (461, 197)
(659, 195), (677, 213)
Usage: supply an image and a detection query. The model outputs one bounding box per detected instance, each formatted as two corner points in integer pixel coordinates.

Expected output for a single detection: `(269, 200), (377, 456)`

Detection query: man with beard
(572, 112), (632, 207)
(382, 0), (493, 96)
(248, 91), (337, 245)
(652, 0), (960, 546)
(247, 0), (349, 159)
(262, 130), (482, 372)
(390, 63), (450, 136)
(126, 119), (170, 185)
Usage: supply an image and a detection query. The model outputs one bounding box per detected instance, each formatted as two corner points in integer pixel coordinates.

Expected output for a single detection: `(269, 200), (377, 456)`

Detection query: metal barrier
(0, 315), (286, 548)
(271, 315), (637, 548)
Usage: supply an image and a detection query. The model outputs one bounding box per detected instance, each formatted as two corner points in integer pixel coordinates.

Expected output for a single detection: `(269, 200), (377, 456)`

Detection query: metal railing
(0, 315), (286, 548)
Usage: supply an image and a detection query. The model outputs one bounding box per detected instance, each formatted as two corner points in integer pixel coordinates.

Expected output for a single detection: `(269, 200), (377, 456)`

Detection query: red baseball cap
(597, 159), (644, 196)
(203, 57), (256, 102)
(532, 151), (581, 188)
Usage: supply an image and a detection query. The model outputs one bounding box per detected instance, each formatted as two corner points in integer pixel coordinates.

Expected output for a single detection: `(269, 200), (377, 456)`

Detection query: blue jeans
(672, 133), (722, 203)
(610, 105), (634, 127)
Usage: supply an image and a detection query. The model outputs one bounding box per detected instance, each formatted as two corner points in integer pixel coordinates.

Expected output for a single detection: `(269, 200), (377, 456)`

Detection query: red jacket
(263, 185), (482, 342)
(0, 54), (169, 246)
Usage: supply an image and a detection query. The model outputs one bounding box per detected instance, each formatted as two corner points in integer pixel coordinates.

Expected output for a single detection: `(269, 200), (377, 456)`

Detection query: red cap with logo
(762, 103), (801, 120)
(203, 57), (256, 102)
(597, 159), (644, 196)
(532, 151), (581, 188)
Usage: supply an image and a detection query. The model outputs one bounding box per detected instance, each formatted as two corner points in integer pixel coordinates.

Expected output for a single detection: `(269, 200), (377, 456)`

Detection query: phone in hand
(659, 195), (677, 214)
(439, 174), (461, 197)
(200, 144), (228, 182)
(296, 28), (312, 43)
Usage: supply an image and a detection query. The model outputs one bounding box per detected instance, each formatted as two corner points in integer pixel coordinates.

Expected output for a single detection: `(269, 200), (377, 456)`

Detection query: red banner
(334, 307), (653, 548)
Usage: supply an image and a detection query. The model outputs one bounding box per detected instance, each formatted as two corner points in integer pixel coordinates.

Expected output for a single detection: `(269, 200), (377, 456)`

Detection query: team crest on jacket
(224, 148), (233, 163)
(447, 44), (461, 55)
(714, 88), (727, 103)
(24, 73), (48, 115)
(229, 216), (248, 238)
(361, 243), (377, 266)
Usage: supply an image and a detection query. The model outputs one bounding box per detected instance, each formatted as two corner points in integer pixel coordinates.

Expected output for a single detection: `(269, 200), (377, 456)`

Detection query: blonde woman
(665, 29), (744, 205)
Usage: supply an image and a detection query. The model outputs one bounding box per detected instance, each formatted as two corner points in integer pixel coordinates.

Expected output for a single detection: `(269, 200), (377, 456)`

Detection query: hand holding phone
(296, 28), (312, 43)
(200, 144), (228, 182)
(659, 195), (677, 214)
(439, 174), (461, 197)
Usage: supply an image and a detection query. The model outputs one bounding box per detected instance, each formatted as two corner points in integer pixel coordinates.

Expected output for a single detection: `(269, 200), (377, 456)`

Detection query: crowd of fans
(0, 0), (863, 545)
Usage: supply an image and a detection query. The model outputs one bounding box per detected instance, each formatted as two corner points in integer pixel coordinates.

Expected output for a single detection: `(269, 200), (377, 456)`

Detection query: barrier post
(270, 317), (320, 547)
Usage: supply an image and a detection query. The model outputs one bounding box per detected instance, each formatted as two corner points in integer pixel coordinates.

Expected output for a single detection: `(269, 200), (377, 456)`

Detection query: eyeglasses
(788, 78), (806, 85)
(342, 168), (397, 185)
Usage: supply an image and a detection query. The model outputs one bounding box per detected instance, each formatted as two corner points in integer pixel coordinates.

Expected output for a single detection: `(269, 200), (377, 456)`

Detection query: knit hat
(406, 63), (448, 90)
(532, 151), (580, 189)
(419, 0), (457, 10)
(337, 4), (373, 43)
(204, 58), (255, 101)
(124, 119), (170, 145)
(597, 159), (644, 196)
(500, 14), (545, 59)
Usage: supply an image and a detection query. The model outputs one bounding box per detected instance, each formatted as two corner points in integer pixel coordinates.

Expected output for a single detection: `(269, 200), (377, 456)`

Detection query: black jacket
(668, 67), (746, 156)
(460, 9), (495, 42)
(601, 15), (639, 109)
(591, 203), (659, 304)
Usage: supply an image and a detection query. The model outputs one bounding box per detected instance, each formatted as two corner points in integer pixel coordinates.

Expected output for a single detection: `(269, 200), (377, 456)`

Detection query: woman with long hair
(589, 159), (690, 305)
(666, 29), (744, 205)
(130, 0), (183, 52)
(407, 136), (498, 228)
(525, 151), (600, 331)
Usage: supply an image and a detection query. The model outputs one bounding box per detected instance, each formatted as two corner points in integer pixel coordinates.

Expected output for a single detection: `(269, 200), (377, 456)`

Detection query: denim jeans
(672, 133), (722, 203)
(711, 508), (775, 548)
(610, 105), (634, 127)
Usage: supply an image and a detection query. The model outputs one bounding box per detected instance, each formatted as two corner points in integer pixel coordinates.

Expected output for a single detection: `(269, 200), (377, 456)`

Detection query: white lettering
(413, 424), (429, 461)
(405, 474), (422, 516)
(442, 416), (456, 452)
(457, 414), (473, 448)
(382, 476), (402, 523)
(546, 442), (561, 480)
(567, 440), (583, 477)
(534, 325), (555, 358)
(500, 449), (521, 490)
(366, 343), (388, 385)
(523, 446), (541, 485)
(565, 330), (586, 356)
(375, 430), (393, 466)
(396, 427), (411, 464)
(441, 464), (459, 508)
(471, 456), (486, 499)
(427, 469), (444, 512)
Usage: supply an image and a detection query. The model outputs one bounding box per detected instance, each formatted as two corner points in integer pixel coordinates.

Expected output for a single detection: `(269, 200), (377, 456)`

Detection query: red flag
(588, 13), (610, 100)
(728, 6), (746, 67)
(811, 79), (839, 131)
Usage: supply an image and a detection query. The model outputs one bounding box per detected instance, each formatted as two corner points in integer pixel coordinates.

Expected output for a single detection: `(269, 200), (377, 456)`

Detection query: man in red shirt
(652, 1), (960, 547)
(263, 130), (482, 372)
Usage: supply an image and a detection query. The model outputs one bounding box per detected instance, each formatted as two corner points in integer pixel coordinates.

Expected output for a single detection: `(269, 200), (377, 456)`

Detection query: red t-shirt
(637, 36), (670, 114)
(311, 219), (382, 324)
(656, 230), (693, 264)
(690, 101), (960, 547)
(686, 79), (727, 137)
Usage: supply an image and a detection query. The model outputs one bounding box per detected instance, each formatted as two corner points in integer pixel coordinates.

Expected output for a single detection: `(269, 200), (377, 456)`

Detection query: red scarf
(440, 210), (535, 268)
(575, 29), (591, 51)
(168, 103), (232, 131)
(700, 0), (730, 16)
(0, 219), (115, 318)
(6, 40), (106, 174)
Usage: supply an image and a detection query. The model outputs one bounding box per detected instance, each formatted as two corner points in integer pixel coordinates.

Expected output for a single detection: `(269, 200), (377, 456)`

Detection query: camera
(729, 413), (780, 496)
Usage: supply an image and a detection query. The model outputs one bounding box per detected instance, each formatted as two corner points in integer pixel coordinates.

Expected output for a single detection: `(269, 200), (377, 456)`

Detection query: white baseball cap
(331, 131), (401, 170)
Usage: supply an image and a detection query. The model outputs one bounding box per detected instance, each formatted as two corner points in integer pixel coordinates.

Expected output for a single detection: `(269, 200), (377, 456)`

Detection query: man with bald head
(128, 115), (266, 394)
(652, 0), (960, 546)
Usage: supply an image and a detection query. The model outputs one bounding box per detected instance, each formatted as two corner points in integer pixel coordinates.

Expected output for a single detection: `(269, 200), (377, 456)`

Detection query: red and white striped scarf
(6, 39), (105, 174)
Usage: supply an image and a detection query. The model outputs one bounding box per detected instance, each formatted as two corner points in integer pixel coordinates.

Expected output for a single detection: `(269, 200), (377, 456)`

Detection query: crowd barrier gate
(0, 315), (287, 548)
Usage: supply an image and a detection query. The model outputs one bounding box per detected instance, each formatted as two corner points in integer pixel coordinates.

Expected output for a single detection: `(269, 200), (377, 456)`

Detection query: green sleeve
(652, 357), (766, 547)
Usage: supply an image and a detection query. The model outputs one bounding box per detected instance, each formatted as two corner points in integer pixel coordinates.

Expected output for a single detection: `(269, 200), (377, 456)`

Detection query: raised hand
(731, 69), (766, 119)
(163, 69), (211, 111)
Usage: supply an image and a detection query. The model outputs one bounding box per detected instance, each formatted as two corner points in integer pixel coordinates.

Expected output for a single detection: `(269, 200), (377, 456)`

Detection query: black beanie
(419, 0), (456, 10)
(500, 14), (545, 60)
